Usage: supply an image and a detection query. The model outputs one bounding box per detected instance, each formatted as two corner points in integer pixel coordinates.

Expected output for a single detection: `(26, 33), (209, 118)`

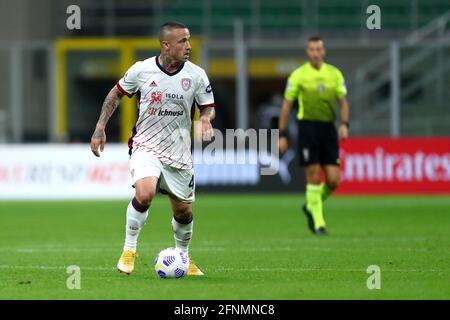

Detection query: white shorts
(129, 151), (195, 203)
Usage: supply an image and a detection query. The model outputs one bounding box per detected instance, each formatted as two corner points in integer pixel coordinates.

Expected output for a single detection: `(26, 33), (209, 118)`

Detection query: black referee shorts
(297, 120), (340, 167)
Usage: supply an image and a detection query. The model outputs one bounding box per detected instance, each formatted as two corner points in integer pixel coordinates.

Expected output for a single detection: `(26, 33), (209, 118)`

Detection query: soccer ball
(154, 247), (189, 278)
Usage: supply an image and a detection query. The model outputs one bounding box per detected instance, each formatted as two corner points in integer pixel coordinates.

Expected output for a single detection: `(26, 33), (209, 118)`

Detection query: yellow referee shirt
(284, 62), (347, 122)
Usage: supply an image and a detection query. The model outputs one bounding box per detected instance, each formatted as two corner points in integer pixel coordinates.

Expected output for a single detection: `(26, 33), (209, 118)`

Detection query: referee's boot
(302, 204), (327, 235)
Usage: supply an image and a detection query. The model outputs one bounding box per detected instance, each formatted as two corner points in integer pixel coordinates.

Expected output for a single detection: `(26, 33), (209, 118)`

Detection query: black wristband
(341, 122), (349, 129)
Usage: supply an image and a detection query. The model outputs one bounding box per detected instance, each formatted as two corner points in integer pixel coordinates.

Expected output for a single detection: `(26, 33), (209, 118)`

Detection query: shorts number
(188, 175), (195, 189)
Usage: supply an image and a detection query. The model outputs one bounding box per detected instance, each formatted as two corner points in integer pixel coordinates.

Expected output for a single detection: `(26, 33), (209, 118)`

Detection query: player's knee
(307, 173), (321, 185)
(135, 190), (155, 206)
(306, 165), (321, 184)
(173, 209), (193, 224)
(327, 176), (340, 191)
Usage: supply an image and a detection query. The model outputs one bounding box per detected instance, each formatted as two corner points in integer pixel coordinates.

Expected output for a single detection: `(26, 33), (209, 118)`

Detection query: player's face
(168, 28), (191, 63)
(306, 40), (326, 65)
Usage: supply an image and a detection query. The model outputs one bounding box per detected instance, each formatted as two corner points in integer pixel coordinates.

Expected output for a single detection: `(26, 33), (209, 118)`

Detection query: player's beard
(181, 51), (190, 62)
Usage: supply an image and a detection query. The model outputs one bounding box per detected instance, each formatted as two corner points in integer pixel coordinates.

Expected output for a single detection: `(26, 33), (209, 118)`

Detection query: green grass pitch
(0, 194), (449, 300)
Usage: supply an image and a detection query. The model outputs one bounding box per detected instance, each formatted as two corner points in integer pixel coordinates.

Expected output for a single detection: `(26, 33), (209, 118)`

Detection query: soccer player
(90, 22), (215, 275)
(278, 36), (349, 235)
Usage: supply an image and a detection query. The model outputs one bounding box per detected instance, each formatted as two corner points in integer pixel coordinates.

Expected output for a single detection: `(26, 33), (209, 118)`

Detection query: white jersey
(117, 56), (215, 169)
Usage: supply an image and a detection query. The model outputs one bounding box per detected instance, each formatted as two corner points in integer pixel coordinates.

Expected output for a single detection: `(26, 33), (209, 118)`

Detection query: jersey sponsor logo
(158, 108), (184, 116)
(181, 78), (191, 91)
(206, 84), (212, 93)
(148, 107), (184, 117)
(165, 93), (184, 100)
(150, 91), (183, 105)
(151, 91), (163, 104)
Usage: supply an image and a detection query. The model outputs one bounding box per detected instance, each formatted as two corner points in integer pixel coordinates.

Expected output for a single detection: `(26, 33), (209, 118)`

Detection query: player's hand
(90, 126), (106, 157)
(338, 124), (349, 140)
(279, 136), (288, 155)
(199, 116), (214, 142)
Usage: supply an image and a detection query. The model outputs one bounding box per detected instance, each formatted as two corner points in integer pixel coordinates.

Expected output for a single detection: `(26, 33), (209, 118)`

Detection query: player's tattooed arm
(90, 86), (124, 157)
(96, 86), (124, 129)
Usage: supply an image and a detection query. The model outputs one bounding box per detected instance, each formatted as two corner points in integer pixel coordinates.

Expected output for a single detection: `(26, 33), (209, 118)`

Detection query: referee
(278, 36), (349, 235)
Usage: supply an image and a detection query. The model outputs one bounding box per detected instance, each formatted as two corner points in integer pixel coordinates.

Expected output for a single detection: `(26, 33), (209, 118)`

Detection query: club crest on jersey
(181, 78), (191, 91)
(151, 91), (162, 104)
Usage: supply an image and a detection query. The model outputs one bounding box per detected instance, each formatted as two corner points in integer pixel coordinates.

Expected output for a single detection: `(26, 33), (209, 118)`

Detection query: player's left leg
(169, 196), (194, 254)
(160, 166), (203, 275)
(169, 198), (203, 276)
(168, 197), (203, 275)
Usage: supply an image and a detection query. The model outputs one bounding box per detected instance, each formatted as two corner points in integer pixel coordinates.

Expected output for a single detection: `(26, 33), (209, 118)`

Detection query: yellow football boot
(187, 256), (204, 276)
(117, 250), (137, 275)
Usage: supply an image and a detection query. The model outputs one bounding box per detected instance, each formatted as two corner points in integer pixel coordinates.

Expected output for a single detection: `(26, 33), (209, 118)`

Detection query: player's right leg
(118, 151), (162, 275)
(118, 176), (158, 275)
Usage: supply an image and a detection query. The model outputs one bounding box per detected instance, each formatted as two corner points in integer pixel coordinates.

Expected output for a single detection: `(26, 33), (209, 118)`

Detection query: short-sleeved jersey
(117, 56), (215, 169)
(284, 62), (347, 122)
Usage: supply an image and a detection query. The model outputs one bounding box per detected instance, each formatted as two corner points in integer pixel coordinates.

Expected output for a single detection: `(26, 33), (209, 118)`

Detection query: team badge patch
(151, 91), (162, 104)
(181, 78), (191, 91)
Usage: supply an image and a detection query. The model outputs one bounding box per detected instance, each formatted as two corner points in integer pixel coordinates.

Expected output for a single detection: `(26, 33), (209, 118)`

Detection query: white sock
(123, 198), (149, 251)
(171, 217), (193, 253)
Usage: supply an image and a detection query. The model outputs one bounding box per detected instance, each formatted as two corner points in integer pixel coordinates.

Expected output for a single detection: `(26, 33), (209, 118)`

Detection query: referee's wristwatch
(341, 121), (350, 129)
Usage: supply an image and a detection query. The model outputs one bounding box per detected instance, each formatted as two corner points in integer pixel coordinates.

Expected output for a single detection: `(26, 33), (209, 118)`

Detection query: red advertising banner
(338, 137), (450, 194)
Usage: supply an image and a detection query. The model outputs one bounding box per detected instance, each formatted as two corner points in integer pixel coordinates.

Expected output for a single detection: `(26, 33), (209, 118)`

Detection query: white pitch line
(0, 265), (114, 271)
(0, 246), (436, 253)
(0, 264), (445, 273)
(0, 236), (437, 250)
(216, 267), (446, 273)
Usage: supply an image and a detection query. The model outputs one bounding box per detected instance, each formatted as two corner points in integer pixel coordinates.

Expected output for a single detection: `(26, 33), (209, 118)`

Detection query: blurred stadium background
(0, 0), (449, 196)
